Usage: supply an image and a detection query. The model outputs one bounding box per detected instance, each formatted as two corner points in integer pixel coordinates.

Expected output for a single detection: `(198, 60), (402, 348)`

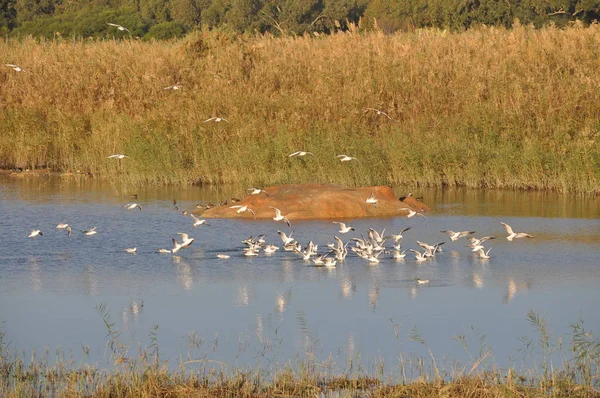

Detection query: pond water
(0, 174), (599, 375)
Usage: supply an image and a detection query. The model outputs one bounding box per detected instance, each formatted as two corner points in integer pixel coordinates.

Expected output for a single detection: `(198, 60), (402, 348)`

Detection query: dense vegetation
(1, 0), (599, 39)
(1, 24), (599, 192)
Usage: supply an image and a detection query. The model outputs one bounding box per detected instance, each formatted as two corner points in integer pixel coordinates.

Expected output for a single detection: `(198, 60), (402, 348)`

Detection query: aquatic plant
(1, 311), (599, 397)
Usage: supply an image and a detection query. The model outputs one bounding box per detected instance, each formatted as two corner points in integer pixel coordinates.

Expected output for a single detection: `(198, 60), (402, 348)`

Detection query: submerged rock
(196, 184), (429, 220)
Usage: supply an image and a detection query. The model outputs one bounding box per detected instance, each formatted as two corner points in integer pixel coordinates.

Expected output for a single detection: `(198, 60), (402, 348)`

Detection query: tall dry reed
(1, 23), (599, 192)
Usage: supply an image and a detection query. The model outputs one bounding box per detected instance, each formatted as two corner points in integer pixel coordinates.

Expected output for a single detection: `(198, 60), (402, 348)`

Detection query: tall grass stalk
(1, 23), (599, 192)
(1, 314), (600, 397)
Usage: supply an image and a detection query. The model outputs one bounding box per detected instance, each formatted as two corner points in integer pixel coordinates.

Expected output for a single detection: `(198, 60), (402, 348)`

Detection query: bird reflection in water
(236, 285), (250, 307)
(28, 257), (42, 292)
(83, 264), (99, 296)
(280, 257), (295, 283)
(346, 332), (356, 359)
(122, 299), (143, 333)
(340, 278), (356, 299)
(369, 284), (380, 310)
(173, 256), (193, 290)
(504, 278), (531, 304)
(472, 271), (484, 289)
(255, 314), (263, 342)
(275, 289), (292, 314)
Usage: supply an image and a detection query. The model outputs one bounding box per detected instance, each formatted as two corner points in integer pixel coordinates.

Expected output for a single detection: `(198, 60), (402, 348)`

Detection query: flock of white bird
(27, 159), (534, 286)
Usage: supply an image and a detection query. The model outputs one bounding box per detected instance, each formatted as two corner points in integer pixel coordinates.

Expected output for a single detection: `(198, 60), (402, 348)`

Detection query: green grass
(1, 24), (599, 193)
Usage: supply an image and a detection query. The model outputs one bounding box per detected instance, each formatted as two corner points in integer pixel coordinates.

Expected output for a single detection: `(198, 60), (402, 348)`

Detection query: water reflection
(340, 278), (355, 299)
(275, 289), (292, 314)
(83, 264), (99, 296)
(28, 257), (42, 292)
(1, 174), (599, 373)
(368, 284), (380, 310)
(236, 285), (250, 307)
(504, 278), (531, 304)
(173, 257), (193, 291)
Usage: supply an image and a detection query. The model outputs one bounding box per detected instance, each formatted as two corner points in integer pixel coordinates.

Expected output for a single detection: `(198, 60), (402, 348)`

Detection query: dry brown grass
(1, 23), (599, 192)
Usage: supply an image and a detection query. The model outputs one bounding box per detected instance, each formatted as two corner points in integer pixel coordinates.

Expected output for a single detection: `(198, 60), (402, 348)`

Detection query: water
(0, 174), (599, 375)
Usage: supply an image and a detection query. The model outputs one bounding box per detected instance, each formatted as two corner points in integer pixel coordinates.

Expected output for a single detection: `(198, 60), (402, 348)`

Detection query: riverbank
(1, 24), (599, 193)
(2, 319), (599, 398)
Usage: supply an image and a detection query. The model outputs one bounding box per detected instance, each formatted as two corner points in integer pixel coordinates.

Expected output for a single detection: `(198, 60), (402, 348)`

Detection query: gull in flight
(247, 187), (269, 196)
(336, 155), (358, 162)
(108, 154), (129, 159)
(366, 192), (378, 205)
(56, 223), (72, 237)
(477, 247), (492, 259)
(204, 116), (229, 123)
(440, 230), (476, 241)
(400, 208), (426, 219)
(409, 249), (428, 263)
(28, 230), (42, 238)
(501, 222), (534, 241)
(277, 230), (294, 245)
(164, 84), (182, 90)
(333, 221), (354, 234)
(288, 151), (313, 157)
(467, 236), (496, 251)
(177, 233), (194, 248)
(125, 247), (137, 254)
(123, 203), (142, 210)
(391, 248), (407, 259)
(82, 227), (97, 236)
(364, 107), (394, 121)
(230, 205), (256, 218)
(107, 23), (131, 33)
(6, 64), (24, 72)
(270, 207), (291, 227)
(384, 227), (411, 243)
(264, 244), (279, 254)
(171, 233), (194, 253)
(190, 214), (210, 227)
(417, 240), (445, 257)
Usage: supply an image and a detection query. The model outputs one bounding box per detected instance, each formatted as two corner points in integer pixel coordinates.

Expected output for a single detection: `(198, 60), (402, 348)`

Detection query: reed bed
(1, 311), (599, 397)
(1, 23), (599, 193)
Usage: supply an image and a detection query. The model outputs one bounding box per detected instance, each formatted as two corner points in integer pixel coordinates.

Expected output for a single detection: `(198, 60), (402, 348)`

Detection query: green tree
(139, 0), (170, 23)
(143, 20), (185, 38)
(225, 0), (264, 32)
(15, 0), (55, 22)
(0, 0), (17, 35)
(201, 0), (230, 28)
(319, 0), (367, 31)
(169, 0), (202, 28)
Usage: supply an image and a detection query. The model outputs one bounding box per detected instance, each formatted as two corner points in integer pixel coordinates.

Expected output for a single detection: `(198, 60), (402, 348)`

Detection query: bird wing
(203, 117), (216, 122)
(516, 233), (534, 238)
(501, 222), (514, 235)
(288, 151), (300, 157)
(177, 232), (189, 241)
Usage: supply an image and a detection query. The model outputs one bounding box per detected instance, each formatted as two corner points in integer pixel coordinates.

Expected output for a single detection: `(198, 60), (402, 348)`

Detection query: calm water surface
(1, 174), (599, 374)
